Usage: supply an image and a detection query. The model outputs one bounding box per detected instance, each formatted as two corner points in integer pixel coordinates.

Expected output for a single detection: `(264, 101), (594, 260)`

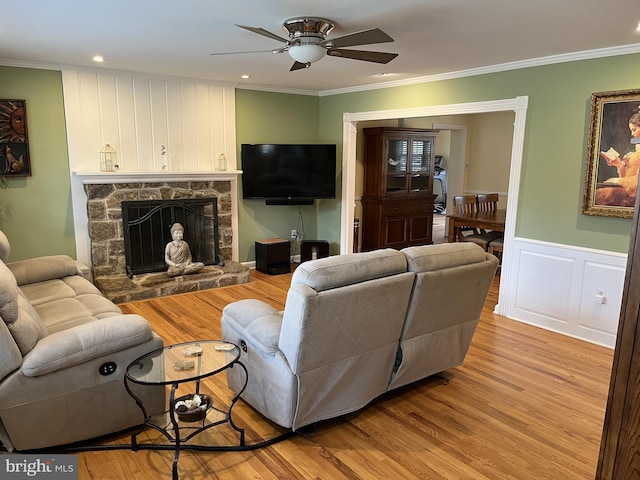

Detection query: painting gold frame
(582, 89), (640, 218)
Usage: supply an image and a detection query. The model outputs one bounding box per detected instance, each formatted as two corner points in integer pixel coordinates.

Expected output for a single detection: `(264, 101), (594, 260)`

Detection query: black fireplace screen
(122, 198), (220, 278)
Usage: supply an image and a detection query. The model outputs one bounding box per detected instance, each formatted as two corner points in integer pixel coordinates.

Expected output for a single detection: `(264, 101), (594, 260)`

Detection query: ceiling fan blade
(236, 24), (289, 44)
(322, 28), (393, 49)
(290, 61), (309, 71)
(327, 49), (398, 64)
(210, 49), (281, 56)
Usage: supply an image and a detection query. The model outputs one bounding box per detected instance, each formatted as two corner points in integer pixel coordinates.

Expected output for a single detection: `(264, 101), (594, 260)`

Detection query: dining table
(446, 209), (507, 243)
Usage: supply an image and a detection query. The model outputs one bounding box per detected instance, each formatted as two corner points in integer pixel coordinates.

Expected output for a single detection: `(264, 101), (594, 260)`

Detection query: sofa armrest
(222, 299), (283, 355)
(8, 255), (78, 286)
(75, 260), (91, 280)
(21, 314), (154, 377)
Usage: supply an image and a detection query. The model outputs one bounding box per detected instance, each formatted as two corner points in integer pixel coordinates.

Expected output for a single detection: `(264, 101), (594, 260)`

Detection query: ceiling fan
(211, 17), (398, 71)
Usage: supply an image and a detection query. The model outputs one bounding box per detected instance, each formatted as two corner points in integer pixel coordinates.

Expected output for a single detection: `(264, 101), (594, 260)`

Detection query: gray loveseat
(222, 242), (498, 430)
(0, 231), (164, 451)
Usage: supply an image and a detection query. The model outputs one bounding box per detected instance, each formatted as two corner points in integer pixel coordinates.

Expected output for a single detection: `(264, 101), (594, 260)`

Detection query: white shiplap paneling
(61, 68), (236, 173)
(62, 68), (237, 266)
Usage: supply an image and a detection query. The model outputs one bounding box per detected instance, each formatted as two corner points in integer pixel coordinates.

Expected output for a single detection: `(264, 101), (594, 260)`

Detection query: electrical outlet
(291, 229), (297, 239)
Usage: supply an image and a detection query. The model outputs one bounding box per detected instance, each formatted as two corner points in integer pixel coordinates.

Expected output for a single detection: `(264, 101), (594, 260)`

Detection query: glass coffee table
(125, 340), (247, 480)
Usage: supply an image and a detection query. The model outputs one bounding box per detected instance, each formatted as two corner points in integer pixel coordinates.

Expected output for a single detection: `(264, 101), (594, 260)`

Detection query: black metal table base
(126, 360), (249, 480)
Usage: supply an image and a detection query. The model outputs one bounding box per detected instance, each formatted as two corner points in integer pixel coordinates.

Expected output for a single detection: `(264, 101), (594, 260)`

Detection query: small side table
(125, 340), (247, 480)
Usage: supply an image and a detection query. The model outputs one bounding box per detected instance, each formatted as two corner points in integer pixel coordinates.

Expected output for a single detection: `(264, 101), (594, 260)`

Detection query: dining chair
(454, 194), (477, 217)
(453, 194), (480, 238)
(488, 236), (504, 270)
(477, 193), (499, 213)
(477, 192), (504, 243)
(453, 194), (502, 250)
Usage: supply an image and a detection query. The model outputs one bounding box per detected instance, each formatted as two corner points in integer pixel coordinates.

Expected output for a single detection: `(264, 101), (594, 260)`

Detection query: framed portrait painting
(0, 99), (31, 177)
(583, 89), (640, 218)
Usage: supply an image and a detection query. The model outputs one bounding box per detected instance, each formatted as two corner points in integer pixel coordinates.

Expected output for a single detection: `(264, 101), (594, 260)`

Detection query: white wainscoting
(503, 237), (627, 348)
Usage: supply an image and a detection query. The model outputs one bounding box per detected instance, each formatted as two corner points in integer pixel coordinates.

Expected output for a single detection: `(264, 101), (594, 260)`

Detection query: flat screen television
(241, 144), (337, 205)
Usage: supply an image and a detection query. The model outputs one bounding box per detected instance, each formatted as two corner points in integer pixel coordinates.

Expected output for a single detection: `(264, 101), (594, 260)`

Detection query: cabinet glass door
(386, 138), (408, 193)
(409, 139), (432, 192)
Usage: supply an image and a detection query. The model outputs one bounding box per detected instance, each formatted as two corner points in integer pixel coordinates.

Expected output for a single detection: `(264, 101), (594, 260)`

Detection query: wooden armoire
(361, 127), (438, 251)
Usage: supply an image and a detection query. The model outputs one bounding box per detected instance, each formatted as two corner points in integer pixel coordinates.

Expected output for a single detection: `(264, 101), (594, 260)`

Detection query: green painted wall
(235, 90), (327, 261)
(0, 66), (74, 261)
(319, 54), (640, 253)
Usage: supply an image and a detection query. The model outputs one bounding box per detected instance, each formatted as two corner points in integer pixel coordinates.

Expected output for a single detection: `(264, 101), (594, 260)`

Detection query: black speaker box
(255, 238), (291, 275)
(300, 240), (330, 263)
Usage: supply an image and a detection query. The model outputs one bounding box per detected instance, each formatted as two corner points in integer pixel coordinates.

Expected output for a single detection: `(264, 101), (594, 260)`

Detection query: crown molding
(0, 58), (61, 71)
(4, 42), (640, 98)
(235, 83), (321, 97)
(319, 43), (640, 97)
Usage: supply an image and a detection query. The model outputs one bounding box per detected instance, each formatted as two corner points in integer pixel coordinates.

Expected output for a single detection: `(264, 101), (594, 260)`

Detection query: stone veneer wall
(84, 181), (233, 278)
(85, 180), (233, 279)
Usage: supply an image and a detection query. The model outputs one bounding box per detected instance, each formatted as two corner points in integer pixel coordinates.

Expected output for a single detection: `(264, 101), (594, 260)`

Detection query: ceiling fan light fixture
(288, 44), (326, 64)
(232, 18), (397, 72)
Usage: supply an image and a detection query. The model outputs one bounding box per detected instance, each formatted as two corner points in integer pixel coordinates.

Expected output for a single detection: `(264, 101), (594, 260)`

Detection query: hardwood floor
(432, 213), (447, 244)
(74, 269), (613, 479)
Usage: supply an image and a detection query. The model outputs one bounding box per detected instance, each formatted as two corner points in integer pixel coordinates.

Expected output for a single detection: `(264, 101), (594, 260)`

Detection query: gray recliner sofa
(221, 242), (498, 430)
(0, 231), (165, 451)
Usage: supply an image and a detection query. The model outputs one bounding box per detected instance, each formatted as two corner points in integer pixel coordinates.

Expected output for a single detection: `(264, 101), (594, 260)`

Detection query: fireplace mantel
(73, 170), (242, 184)
(70, 170), (242, 269)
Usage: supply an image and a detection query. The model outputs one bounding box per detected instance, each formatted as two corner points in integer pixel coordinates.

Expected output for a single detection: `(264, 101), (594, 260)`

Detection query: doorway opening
(340, 96), (529, 315)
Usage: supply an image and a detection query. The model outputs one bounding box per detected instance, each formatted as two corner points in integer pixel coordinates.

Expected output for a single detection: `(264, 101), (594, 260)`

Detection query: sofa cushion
(0, 230), (9, 263)
(0, 320), (22, 381)
(0, 260), (48, 356)
(11, 290), (48, 355)
(402, 242), (487, 272)
(20, 275), (106, 306)
(21, 315), (153, 377)
(291, 248), (407, 292)
(19, 276), (122, 333)
(222, 299), (282, 355)
(0, 259), (18, 323)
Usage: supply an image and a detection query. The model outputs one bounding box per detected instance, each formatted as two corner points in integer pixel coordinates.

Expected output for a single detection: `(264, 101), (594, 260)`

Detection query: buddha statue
(165, 223), (204, 277)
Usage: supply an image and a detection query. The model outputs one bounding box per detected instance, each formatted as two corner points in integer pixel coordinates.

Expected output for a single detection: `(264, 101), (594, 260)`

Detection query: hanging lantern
(100, 144), (117, 172)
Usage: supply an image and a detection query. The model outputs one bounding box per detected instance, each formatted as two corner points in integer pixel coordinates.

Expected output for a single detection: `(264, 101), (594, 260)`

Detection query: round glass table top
(126, 340), (241, 385)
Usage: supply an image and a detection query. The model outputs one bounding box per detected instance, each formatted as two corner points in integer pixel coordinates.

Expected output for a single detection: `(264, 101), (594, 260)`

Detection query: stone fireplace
(73, 172), (248, 303)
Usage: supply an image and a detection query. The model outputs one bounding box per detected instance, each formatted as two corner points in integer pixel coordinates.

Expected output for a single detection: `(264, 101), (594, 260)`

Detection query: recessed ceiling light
(241, 74), (251, 79)
(93, 55), (105, 63)
(375, 73), (390, 77)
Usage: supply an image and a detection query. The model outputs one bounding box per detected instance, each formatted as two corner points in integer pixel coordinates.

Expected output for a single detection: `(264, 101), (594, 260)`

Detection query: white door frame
(340, 96), (529, 315)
